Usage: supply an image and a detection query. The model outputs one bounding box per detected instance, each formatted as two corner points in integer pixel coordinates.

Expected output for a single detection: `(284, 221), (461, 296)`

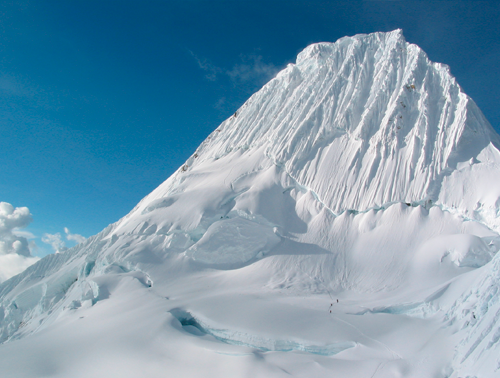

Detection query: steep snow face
(185, 29), (499, 215)
(128, 29), (500, 235)
(0, 30), (500, 378)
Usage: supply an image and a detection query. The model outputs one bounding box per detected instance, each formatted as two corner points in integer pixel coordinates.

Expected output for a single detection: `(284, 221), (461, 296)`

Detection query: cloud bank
(0, 202), (39, 282)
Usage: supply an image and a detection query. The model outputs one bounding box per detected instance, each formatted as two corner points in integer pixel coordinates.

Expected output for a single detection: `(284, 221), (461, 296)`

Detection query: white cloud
(189, 50), (222, 81)
(0, 202), (33, 256)
(64, 227), (86, 244)
(190, 51), (279, 113)
(0, 254), (39, 283)
(0, 202), (87, 282)
(214, 96), (226, 110)
(12, 229), (35, 239)
(0, 202), (39, 282)
(226, 54), (278, 85)
(190, 51), (278, 85)
(42, 232), (68, 254)
(42, 227), (86, 254)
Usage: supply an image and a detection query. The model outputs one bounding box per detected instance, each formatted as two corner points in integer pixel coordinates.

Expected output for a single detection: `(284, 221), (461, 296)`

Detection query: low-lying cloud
(41, 232), (67, 254)
(0, 202), (88, 282)
(0, 254), (39, 283)
(0, 202), (39, 282)
(0, 202), (32, 256)
(64, 227), (86, 244)
(42, 227), (86, 254)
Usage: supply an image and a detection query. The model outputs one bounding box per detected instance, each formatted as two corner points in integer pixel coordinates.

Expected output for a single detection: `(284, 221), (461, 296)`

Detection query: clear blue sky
(2, 1), (499, 256)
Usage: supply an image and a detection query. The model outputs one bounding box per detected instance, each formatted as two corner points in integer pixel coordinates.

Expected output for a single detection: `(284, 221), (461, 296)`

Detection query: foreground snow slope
(1, 30), (500, 377)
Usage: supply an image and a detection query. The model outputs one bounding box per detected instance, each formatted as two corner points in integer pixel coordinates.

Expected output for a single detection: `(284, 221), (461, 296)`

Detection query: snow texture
(0, 30), (499, 377)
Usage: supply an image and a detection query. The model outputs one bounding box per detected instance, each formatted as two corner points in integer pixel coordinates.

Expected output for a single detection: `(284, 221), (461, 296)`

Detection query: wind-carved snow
(183, 29), (500, 218)
(0, 30), (499, 378)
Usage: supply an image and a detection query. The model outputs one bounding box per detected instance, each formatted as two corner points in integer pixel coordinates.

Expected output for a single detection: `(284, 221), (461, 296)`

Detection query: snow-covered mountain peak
(1, 30), (500, 378)
(136, 30), (499, 223)
(295, 28), (405, 65)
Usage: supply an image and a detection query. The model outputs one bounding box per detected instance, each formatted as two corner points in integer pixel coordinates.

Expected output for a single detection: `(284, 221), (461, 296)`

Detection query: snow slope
(1, 30), (500, 377)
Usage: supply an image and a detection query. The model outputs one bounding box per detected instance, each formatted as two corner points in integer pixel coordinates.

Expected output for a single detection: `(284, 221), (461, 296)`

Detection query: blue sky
(2, 1), (500, 256)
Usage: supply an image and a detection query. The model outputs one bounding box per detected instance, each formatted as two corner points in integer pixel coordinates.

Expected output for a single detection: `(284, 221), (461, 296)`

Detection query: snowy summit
(1, 30), (500, 377)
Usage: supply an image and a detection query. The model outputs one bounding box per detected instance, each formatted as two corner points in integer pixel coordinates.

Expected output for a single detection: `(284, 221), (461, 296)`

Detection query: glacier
(1, 29), (500, 377)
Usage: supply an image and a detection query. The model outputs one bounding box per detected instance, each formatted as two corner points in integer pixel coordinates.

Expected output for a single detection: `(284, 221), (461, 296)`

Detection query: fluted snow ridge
(184, 29), (499, 213)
